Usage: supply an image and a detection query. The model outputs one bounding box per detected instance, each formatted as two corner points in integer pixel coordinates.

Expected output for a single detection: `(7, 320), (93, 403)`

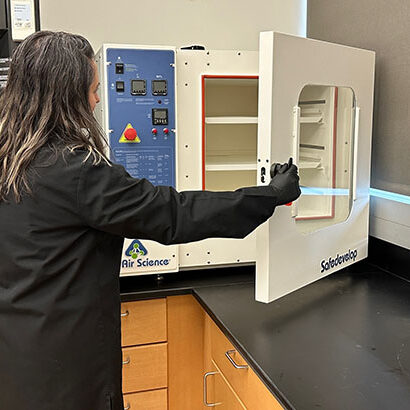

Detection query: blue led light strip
(369, 188), (410, 205)
(300, 187), (349, 196)
(299, 187), (410, 204)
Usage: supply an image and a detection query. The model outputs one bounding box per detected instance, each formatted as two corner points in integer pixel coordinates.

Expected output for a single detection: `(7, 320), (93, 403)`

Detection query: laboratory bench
(119, 260), (410, 410)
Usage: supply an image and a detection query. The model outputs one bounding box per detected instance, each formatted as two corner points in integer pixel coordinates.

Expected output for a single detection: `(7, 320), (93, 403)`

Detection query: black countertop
(120, 262), (410, 410)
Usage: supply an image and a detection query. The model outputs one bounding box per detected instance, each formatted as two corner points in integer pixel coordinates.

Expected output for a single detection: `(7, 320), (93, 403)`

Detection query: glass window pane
(295, 85), (355, 234)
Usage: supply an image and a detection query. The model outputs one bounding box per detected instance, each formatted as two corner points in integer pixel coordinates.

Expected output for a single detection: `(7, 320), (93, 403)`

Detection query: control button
(124, 128), (137, 141)
(163, 128), (169, 134)
(115, 63), (124, 74)
(151, 128), (158, 135)
(116, 81), (125, 92)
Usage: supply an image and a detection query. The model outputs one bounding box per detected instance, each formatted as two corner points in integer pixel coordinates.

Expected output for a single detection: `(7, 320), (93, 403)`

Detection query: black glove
(269, 158), (301, 206)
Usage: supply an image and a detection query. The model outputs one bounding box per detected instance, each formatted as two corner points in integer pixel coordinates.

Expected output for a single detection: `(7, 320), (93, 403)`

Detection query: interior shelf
(300, 116), (323, 124)
(300, 108), (323, 124)
(299, 156), (322, 169)
(205, 116), (258, 124)
(205, 154), (256, 171)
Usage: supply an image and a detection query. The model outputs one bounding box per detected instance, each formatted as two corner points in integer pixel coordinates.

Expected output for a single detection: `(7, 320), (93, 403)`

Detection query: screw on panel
(185, 62), (188, 65)
(185, 83), (188, 86)
(207, 63), (210, 66)
(185, 145), (189, 148)
(108, 129), (114, 134)
(156, 274), (164, 283)
(172, 254), (176, 258)
(186, 253), (190, 256)
(237, 259), (240, 262)
(238, 52), (241, 56)
(206, 51), (210, 55)
(170, 63), (175, 67)
(185, 175), (189, 178)
(106, 61), (112, 66)
(207, 251), (210, 255)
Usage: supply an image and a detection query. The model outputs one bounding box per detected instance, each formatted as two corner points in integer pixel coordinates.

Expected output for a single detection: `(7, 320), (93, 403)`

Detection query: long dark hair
(0, 31), (108, 202)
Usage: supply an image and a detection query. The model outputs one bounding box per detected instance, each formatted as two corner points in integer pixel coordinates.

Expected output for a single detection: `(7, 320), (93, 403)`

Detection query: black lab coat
(0, 147), (279, 410)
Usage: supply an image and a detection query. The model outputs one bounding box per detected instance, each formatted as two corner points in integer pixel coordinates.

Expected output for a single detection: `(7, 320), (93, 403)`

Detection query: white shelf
(300, 116), (323, 124)
(205, 116), (258, 124)
(299, 157), (322, 169)
(205, 155), (257, 171)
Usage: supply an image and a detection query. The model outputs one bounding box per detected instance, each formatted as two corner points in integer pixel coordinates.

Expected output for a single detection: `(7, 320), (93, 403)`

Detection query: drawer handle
(124, 404), (130, 410)
(203, 371), (222, 407)
(122, 357), (130, 365)
(121, 310), (129, 318)
(225, 349), (248, 369)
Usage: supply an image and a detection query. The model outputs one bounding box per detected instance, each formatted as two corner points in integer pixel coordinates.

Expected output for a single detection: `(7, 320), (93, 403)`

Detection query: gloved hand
(269, 158), (301, 206)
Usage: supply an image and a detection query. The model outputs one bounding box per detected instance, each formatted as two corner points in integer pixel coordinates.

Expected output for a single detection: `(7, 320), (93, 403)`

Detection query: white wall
(40, 0), (306, 52)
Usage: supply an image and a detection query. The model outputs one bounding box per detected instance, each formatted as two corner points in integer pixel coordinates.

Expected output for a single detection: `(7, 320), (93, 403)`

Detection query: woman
(0, 31), (300, 410)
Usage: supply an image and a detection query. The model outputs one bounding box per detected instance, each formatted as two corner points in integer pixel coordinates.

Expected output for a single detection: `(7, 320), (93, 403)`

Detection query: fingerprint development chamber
(96, 32), (375, 303)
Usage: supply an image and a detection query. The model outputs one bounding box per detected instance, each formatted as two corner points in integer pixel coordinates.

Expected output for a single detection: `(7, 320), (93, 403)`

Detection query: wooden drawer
(122, 343), (168, 394)
(209, 316), (283, 409)
(123, 389), (167, 410)
(121, 299), (167, 347)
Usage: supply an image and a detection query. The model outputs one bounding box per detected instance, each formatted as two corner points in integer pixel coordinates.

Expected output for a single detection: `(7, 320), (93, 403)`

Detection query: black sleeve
(77, 157), (279, 245)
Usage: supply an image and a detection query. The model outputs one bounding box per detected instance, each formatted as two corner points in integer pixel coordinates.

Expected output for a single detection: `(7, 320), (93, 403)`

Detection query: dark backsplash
(368, 236), (410, 281)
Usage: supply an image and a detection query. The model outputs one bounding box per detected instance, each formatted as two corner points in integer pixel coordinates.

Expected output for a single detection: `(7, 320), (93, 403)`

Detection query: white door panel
(256, 32), (375, 303)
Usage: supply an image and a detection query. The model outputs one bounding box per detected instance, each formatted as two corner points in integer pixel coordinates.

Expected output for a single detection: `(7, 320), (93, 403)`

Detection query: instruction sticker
(11, 0), (36, 41)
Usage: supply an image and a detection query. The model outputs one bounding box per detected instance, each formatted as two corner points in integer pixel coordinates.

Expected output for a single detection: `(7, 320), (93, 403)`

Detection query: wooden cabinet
(121, 298), (168, 408)
(121, 295), (283, 410)
(205, 314), (283, 409)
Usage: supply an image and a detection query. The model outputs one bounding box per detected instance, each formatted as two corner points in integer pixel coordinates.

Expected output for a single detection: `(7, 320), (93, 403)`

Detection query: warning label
(119, 123), (141, 143)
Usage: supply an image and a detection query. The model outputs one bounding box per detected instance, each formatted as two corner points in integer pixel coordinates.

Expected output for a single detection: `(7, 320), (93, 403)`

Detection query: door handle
(122, 357), (130, 365)
(291, 106), (301, 218)
(203, 371), (221, 407)
(352, 107), (360, 201)
(225, 349), (249, 369)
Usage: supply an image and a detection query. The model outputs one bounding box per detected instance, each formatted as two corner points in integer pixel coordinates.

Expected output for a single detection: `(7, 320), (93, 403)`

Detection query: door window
(294, 85), (356, 234)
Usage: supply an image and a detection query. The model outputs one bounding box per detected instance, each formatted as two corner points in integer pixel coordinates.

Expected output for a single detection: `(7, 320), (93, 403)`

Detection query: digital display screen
(155, 110), (167, 119)
(131, 79), (146, 95)
(152, 80), (167, 96)
(152, 109), (168, 125)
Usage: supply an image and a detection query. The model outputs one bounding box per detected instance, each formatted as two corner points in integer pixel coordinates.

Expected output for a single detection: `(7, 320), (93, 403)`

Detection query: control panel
(106, 48), (176, 187)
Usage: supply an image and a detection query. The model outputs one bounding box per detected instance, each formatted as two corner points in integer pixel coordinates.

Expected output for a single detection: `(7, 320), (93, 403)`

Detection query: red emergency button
(124, 128), (137, 141)
(163, 128), (169, 134)
(152, 128), (158, 135)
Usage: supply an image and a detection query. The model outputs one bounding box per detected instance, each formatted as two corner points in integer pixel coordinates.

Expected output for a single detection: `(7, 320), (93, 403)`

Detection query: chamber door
(256, 32), (375, 303)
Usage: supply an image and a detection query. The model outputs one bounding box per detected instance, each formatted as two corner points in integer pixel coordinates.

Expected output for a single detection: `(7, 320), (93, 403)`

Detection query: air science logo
(320, 249), (358, 273)
(125, 240), (148, 259)
(122, 240), (170, 269)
